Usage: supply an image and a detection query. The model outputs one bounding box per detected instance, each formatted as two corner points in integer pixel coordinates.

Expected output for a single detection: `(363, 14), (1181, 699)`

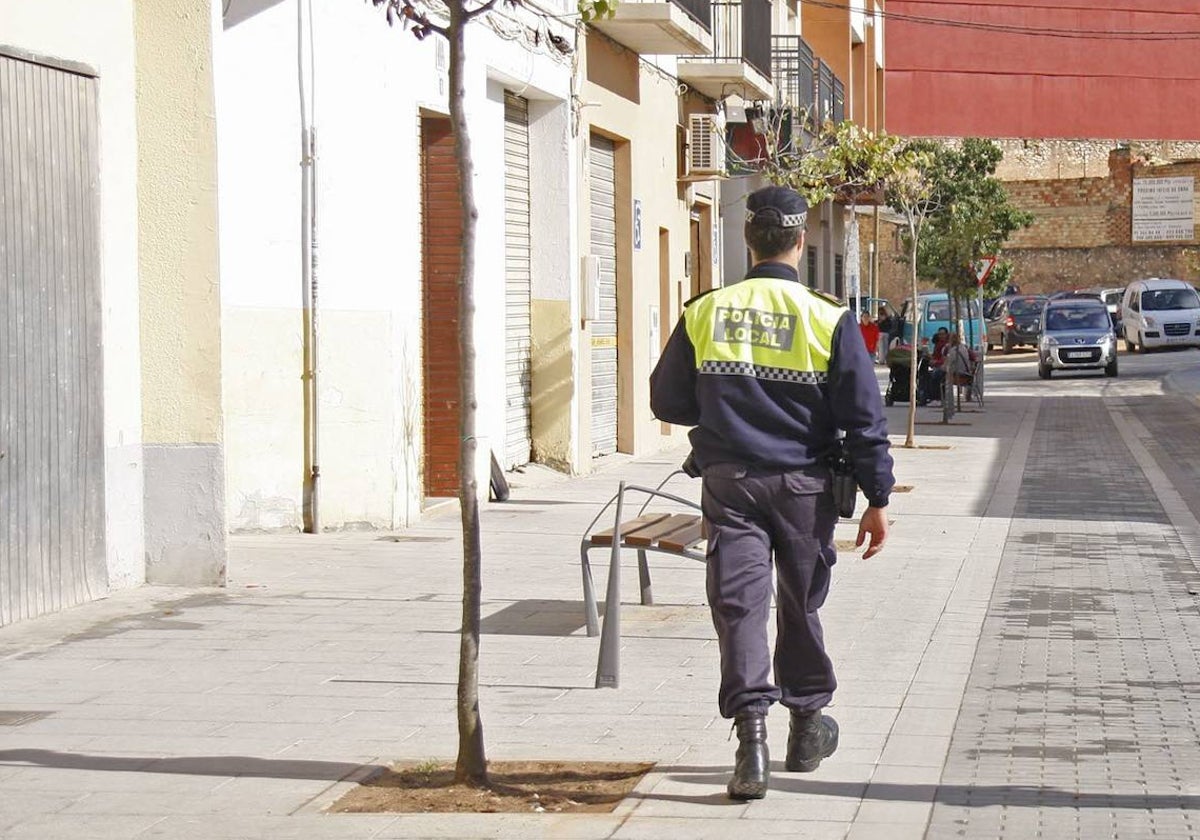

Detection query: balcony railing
(772, 41), (846, 129)
(672, 0), (712, 31)
(772, 35), (815, 114)
(817, 59), (846, 125)
(708, 0), (772, 81)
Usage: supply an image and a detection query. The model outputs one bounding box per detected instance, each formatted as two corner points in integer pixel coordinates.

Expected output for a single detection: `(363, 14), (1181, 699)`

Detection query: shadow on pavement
(0, 748), (378, 781)
(478, 599), (590, 636)
(654, 771), (1200, 810)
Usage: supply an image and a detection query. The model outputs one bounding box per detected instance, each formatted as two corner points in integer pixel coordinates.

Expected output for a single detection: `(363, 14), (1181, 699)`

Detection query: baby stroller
(884, 346), (930, 406)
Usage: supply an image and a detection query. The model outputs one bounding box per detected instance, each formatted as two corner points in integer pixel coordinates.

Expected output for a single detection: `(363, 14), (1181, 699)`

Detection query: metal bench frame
(940, 357), (985, 421)
(579, 472), (703, 689)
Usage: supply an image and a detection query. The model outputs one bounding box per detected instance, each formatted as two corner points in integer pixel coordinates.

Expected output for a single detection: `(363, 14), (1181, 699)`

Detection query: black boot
(727, 710), (770, 800)
(786, 709), (839, 772)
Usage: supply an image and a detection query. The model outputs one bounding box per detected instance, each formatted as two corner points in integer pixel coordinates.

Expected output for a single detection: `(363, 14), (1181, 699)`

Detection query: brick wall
(856, 147), (1200, 307)
(1005, 246), (1200, 296)
(1002, 149), (1200, 292)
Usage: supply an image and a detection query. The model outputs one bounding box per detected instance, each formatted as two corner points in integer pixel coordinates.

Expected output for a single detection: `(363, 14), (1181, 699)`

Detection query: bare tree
(368, 0), (609, 787)
(885, 150), (940, 448)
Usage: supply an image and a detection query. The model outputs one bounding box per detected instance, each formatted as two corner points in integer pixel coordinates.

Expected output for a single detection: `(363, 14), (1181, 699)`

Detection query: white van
(1121, 278), (1200, 352)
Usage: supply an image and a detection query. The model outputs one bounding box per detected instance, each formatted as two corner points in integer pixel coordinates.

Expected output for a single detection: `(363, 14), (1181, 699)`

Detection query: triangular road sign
(974, 256), (998, 286)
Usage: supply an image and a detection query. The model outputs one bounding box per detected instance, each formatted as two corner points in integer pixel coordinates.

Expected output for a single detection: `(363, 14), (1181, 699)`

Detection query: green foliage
(579, 0), (618, 21)
(761, 120), (908, 209)
(910, 139), (1033, 298)
(986, 259), (1016, 298)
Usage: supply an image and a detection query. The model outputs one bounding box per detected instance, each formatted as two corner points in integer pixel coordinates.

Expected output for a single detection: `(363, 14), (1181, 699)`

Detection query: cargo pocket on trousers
(783, 470), (830, 496)
(810, 543), (836, 610)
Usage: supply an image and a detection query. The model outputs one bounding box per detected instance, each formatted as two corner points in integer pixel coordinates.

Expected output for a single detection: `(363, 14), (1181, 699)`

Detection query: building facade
(886, 1), (1200, 141)
(1, 0), (887, 626)
(216, 0), (585, 531)
(721, 0), (886, 295)
(1, 0), (226, 627)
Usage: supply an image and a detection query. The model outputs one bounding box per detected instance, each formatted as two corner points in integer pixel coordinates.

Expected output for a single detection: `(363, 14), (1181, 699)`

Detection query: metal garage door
(503, 93), (532, 469)
(588, 134), (617, 457)
(0, 52), (106, 626)
(420, 115), (462, 498)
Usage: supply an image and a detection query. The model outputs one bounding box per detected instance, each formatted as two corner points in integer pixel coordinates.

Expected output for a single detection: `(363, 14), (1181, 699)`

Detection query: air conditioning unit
(685, 113), (726, 179)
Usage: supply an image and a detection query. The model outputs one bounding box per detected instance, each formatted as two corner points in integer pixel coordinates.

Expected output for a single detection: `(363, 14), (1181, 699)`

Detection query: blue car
(899, 291), (985, 353)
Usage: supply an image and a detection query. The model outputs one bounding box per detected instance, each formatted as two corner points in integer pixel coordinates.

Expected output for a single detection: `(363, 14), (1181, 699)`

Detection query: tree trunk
(447, 0), (488, 788)
(905, 224), (918, 448)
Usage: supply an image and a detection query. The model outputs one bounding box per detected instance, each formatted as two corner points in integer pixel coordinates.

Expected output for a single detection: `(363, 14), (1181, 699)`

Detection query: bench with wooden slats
(579, 476), (705, 688)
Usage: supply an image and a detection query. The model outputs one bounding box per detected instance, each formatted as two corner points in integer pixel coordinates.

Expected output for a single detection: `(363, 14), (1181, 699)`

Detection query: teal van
(899, 291), (985, 352)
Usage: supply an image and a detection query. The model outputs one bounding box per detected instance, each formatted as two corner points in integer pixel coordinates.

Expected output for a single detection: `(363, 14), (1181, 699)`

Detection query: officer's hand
(856, 506), (888, 559)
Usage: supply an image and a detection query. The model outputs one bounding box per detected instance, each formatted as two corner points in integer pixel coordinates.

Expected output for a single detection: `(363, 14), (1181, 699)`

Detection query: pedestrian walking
(859, 312), (881, 361)
(649, 186), (895, 800)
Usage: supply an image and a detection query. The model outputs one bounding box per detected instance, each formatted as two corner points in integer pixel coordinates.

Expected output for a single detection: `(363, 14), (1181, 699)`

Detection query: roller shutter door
(588, 134), (617, 457)
(0, 53), (106, 626)
(503, 93), (532, 469)
(420, 116), (461, 498)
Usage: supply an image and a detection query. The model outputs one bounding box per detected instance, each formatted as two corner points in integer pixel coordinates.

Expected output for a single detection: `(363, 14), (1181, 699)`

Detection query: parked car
(1048, 289), (1103, 302)
(986, 294), (1047, 353)
(1098, 286), (1125, 335)
(899, 291), (985, 353)
(1121, 278), (1200, 352)
(1037, 299), (1118, 379)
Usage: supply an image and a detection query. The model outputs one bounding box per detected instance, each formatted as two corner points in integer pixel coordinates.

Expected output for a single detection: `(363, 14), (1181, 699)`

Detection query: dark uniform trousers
(702, 464), (839, 719)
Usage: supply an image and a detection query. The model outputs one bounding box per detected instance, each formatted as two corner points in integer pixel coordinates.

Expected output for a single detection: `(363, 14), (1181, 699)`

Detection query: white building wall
(1, 0), (145, 588)
(526, 97), (580, 457)
(217, 0), (574, 531)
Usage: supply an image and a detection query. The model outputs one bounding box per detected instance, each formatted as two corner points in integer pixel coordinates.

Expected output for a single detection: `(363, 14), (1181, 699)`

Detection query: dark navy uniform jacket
(649, 261), (894, 509)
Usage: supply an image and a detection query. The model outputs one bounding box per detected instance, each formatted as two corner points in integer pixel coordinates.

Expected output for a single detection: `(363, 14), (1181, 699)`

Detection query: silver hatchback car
(1037, 300), (1119, 379)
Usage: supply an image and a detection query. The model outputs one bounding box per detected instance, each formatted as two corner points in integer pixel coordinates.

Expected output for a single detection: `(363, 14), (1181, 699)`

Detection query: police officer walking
(650, 186), (894, 800)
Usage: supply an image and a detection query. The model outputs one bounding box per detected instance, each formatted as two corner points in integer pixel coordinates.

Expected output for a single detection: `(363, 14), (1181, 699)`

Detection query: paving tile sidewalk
(928, 394), (1200, 840)
(0, 399), (1035, 840)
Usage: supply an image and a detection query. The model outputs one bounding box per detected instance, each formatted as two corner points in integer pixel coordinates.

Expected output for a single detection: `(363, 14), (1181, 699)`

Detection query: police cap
(745, 186), (808, 229)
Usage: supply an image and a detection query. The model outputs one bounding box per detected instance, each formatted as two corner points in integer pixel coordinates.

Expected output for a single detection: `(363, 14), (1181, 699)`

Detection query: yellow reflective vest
(649, 262), (894, 508)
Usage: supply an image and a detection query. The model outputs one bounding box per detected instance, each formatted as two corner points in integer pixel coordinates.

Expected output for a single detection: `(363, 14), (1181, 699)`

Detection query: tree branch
(372, 0), (449, 40)
(464, 0), (499, 21)
(421, 15), (450, 37)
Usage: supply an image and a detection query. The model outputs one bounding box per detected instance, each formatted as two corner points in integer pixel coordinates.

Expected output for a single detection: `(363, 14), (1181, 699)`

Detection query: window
(926, 297), (981, 322)
(807, 246), (817, 287)
(1009, 297), (1046, 316)
(1047, 307), (1108, 331)
(926, 301), (950, 321)
(1143, 288), (1200, 311)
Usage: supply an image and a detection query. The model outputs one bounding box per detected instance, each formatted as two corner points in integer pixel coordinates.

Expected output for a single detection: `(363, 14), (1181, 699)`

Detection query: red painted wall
(886, 0), (1200, 139)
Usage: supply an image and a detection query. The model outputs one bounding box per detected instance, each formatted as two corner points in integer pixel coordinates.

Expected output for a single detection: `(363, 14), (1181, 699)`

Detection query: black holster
(829, 440), (858, 519)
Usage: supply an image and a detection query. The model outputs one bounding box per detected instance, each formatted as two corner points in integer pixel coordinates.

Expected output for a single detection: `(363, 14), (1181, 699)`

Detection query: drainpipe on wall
(298, 0), (321, 533)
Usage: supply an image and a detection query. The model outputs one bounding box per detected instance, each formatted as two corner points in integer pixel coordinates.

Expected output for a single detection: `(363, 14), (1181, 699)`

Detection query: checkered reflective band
(745, 209), (807, 228)
(700, 360), (828, 383)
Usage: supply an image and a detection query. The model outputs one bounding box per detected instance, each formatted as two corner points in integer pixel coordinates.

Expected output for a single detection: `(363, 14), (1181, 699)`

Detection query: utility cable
(896, 0), (1200, 19)
(800, 0), (1200, 40)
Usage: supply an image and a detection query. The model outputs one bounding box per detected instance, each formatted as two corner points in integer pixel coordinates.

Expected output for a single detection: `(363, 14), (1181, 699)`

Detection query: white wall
(217, 0), (574, 530)
(1, 0), (145, 588)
